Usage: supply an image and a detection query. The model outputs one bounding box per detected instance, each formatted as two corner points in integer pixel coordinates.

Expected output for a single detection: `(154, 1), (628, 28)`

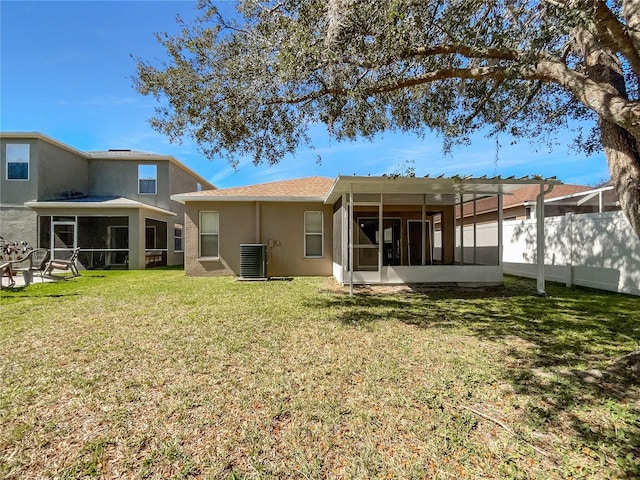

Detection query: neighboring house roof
(460, 183), (594, 217)
(172, 176), (335, 203)
(25, 196), (176, 217)
(544, 184), (618, 207)
(87, 150), (170, 159)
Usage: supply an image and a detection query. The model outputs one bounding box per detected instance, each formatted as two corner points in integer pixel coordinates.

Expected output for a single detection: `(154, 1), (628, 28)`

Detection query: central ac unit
(239, 244), (268, 279)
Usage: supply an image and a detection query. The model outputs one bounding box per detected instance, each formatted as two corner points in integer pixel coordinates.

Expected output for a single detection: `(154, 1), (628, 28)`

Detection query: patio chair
(1, 262), (15, 289)
(5, 248), (50, 286)
(44, 247), (81, 278)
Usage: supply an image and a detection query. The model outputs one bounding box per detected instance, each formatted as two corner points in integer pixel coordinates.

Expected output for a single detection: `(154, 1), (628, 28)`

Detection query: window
(196, 182), (202, 192)
(199, 211), (219, 258)
(6, 144), (29, 180)
(174, 224), (183, 252)
(138, 164), (157, 194)
(304, 211), (323, 258)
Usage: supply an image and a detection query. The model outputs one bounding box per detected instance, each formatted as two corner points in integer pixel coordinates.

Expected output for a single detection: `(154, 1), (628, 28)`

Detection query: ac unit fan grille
(239, 244), (267, 279)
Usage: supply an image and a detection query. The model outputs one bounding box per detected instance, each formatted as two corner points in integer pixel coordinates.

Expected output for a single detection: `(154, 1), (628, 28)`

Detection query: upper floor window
(6, 144), (30, 180)
(138, 164), (157, 194)
(304, 211), (323, 258)
(196, 182), (202, 192)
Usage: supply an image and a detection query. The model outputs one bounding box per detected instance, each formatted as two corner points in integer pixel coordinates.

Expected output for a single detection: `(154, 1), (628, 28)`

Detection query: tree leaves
(132, 0), (637, 165)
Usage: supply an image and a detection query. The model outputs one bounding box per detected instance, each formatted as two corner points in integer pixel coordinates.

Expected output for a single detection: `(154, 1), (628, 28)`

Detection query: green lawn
(1, 271), (638, 479)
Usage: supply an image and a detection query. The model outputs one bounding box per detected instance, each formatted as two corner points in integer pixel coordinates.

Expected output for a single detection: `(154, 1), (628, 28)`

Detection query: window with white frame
(199, 211), (219, 258)
(174, 224), (184, 252)
(304, 211), (323, 258)
(6, 144), (30, 180)
(138, 164), (157, 194)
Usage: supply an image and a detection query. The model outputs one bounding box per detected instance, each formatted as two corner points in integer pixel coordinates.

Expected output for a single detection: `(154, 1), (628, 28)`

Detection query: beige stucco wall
(1, 136), (90, 205)
(88, 159), (172, 210)
(2, 137), (88, 203)
(167, 162), (212, 266)
(1, 138), (39, 206)
(183, 201), (333, 277)
(36, 140), (89, 201)
(260, 202), (333, 277)
(0, 137), (90, 242)
(0, 206), (38, 246)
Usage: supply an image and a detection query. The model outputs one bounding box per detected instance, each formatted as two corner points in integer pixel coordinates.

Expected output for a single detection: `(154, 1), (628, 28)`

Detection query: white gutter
(544, 185), (613, 204)
(171, 195), (326, 204)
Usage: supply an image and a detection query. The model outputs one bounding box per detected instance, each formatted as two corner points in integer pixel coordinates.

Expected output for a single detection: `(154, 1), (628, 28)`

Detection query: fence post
(565, 213), (573, 288)
(536, 185), (546, 295)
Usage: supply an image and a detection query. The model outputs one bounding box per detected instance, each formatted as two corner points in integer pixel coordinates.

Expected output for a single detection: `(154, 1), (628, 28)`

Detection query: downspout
(599, 190), (604, 213)
(255, 201), (261, 243)
(536, 183), (555, 296)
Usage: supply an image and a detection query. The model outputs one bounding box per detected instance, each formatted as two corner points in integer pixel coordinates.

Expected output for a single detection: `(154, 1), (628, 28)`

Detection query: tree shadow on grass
(308, 277), (640, 477)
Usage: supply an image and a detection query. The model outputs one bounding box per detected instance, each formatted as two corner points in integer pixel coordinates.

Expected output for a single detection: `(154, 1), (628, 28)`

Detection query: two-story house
(0, 132), (214, 269)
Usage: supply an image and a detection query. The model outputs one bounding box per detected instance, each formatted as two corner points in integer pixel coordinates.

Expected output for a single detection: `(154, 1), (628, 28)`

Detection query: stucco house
(0, 132), (214, 269)
(173, 174), (559, 292)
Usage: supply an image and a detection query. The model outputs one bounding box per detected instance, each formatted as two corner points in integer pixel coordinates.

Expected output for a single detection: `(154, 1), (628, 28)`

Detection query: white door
(51, 220), (76, 259)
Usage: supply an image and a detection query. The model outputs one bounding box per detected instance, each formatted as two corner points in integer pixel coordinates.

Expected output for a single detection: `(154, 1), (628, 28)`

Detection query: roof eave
(171, 195), (326, 203)
(323, 175), (560, 204)
(24, 200), (177, 217)
(0, 132), (89, 158)
(0, 132), (215, 190)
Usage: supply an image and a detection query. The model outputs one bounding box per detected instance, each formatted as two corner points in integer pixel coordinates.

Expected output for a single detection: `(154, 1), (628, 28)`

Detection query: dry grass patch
(1, 271), (638, 479)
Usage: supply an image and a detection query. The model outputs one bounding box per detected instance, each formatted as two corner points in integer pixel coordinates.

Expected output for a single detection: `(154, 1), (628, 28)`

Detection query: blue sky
(1, 0), (611, 189)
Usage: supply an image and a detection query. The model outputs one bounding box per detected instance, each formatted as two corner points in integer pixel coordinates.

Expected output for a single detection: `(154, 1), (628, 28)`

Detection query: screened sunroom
(26, 197), (177, 269)
(324, 175), (558, 293)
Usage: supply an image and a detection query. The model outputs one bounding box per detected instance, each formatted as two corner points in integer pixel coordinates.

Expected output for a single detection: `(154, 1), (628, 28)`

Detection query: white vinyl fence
(499, 211), (640, 296)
